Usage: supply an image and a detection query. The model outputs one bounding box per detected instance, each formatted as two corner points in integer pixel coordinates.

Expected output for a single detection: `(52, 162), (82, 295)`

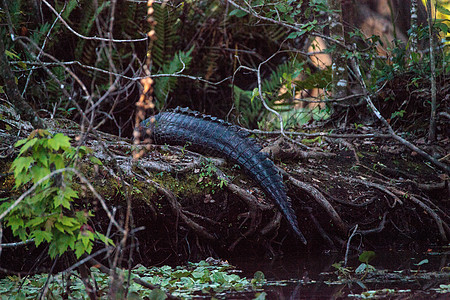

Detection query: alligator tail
(141, 107), (307, 244)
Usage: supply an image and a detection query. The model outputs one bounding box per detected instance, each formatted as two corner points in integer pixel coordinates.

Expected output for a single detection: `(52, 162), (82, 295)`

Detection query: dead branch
(183, 210), (222, 226)
(344, 225), (359, 266)
(245, 129), (392, 139)
(228, 207), (262, 252)
(328, 194), (377, 207)
(41, 0), (147, 43)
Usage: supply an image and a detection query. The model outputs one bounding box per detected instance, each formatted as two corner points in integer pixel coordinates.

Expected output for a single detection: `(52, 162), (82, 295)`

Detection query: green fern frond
(30, 23), (51, 46)
(115, 1), (144, 37)
(5, 0), (21, 27)
(152, 3), (180, 69)
(262, 25), (287, 42)
(154, 47), (194, 108)
(57, 0), (80, 21)
(233, 58), (307, 127)
(293, 67), (332, 90)
(262, 58), (306, 98)
(74, 1), (110, 61)
(232, 85), (262, 128)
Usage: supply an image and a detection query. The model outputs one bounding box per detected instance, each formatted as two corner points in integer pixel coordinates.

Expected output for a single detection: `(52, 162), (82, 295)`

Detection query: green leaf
(251, 271), (265, 284)
(80, 231), (94, 248)
(287, 29), (306, 40)
(59, 216), (77, 227)
(436, 4), (450, 15)
(48, 133), (71, 151)
(435, 22), (449, 35)
(250, 88), (259, 103)
(359, 250), (376, 264)
(355, 263), (367, 274)
(18, 138), (38, 155)
(148, 288), (167, 300)
(30, 165), (51, 184)
(54, 192), (71, 209)
(5, 49), (20, 60)
(254, 292), (267, 300)
(11, 156), (35, 177)
(7, 217), (24, 232)
(56, 240), (69, 255)
(229, 9), (248, 18)
(75, 241), (85, 258)
(34, 149), (49, 167)
(414, 259), (429, 266)
(52, 154), (65, 169)
(64, 186), (79, 200)
(52, 233), (75, 256)
(25, 217), (45, 228)
(32, 230), (53, 246)
(54, 222), (67, 233)
(275, 4), (288, 13)
(16, 228), (28, 241)
(48, 244), (58, 259)
(96, 232), (114, 246)
(14, 138), (28, 147)
(89, 156), (103, 165)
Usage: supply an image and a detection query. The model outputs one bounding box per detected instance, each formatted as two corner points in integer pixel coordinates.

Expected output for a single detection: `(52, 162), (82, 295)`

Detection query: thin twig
(1, 239), (35, 248)
(225, 0), (348, 49)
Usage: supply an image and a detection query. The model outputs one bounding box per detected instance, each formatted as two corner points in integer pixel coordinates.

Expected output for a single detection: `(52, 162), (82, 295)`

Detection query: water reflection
(230, 250), (450, 299)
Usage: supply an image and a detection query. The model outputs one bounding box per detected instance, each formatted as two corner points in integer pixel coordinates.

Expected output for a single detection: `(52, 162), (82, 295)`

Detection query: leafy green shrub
(1, 130), (111, 258)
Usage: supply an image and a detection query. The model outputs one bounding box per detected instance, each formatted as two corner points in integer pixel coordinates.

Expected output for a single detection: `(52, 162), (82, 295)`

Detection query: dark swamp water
(224, 248), (450, 299)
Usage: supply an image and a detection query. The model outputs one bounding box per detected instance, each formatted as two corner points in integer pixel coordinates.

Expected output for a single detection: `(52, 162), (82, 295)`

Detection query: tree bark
(328, 0), (348, 98)
(425, 0), (437, 142)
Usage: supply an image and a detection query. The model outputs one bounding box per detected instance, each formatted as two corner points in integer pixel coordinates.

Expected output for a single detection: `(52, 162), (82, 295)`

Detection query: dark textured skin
(141, 107), (306, 244)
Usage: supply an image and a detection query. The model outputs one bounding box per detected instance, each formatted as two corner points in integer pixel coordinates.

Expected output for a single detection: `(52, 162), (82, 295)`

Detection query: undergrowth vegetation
(1, 130), (111, 259)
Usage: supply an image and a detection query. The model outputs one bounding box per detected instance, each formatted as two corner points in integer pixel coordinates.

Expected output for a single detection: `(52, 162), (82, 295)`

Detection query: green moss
(150, 171), (214, 197)
(0, 160), (15, 194)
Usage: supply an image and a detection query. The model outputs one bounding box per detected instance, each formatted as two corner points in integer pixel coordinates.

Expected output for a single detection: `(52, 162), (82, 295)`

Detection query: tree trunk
(328, 0), (348, 98)
(425, 0), (437, 142)
(0, 37), (45, 129)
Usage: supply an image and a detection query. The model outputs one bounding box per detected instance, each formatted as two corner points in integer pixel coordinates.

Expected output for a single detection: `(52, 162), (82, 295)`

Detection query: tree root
(147, 177), (216, 241)
(305, 207), (336, 249)
(356, 212), (388, 235)
(390, 188), (449, 242)
(288, 175), (348, 235)
(260, 211), (282, 236)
